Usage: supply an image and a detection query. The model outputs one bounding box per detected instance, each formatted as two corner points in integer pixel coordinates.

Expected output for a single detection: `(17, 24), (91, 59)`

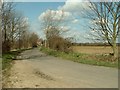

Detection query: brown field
(72, 46), (118, 54)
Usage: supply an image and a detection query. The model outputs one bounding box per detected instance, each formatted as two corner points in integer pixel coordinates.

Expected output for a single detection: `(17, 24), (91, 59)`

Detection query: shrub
(47, 35), (72, 53)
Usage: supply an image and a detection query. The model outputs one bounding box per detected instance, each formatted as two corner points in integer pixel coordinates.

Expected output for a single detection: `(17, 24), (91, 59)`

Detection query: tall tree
(85, 2), (120, 58)
(40, 9), (70, 49)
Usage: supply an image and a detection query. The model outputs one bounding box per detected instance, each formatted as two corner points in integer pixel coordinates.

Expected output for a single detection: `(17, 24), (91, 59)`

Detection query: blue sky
(14, 1), (94, 43)
(15, 2), (65, 22)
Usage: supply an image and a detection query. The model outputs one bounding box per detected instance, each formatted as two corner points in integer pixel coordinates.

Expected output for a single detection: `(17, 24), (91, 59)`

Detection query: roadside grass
(2, 50), (21, 87)
(2, 47), (33, 70)
(2, 47), (33, 87)
(40, 47), (118, 68)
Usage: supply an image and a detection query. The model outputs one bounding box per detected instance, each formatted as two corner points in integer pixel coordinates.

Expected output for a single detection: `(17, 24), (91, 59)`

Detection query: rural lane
(4, 48), (118, 88)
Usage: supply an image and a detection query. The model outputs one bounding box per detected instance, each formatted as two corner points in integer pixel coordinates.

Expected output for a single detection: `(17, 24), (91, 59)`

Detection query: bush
(47, 36), (72, 53)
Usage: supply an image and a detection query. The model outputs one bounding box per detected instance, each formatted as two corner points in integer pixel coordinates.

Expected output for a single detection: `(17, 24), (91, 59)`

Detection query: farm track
(3, 48), (118, 88)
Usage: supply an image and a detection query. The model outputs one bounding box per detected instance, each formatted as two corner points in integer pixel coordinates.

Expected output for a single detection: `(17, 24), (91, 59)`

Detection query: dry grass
(71, 46), (119, 55)
(40, 47), (118, 67)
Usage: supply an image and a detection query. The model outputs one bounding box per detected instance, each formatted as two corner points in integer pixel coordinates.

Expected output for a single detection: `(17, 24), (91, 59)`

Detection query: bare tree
(85, 2), (120, 58)
(40, 9), (71, 51)
(29, 33), (39, 47)
(1, 2), (15, 52)
(1, 2), (30, 52)
(40, 10), (67, 39)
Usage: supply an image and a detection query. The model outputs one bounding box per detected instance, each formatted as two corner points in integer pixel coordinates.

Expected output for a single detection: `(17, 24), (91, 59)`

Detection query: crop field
(72, 46), (119, 55)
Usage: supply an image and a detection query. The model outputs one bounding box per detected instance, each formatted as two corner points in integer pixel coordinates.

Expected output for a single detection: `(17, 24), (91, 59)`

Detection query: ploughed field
(71, 46), (119, 55)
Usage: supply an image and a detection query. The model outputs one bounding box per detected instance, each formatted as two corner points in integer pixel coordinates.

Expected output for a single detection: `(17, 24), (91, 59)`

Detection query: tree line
(0, 2), (39, 53)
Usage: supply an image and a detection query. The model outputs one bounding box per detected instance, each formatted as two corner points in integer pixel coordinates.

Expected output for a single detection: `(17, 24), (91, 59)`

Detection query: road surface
(4, 48), (118, 88)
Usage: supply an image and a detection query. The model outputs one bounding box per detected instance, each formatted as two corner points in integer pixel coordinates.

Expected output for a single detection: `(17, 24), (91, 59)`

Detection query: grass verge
(2, 47), (33, 87)
(2, 48), (33, 70)
(40, 47), (118, 68)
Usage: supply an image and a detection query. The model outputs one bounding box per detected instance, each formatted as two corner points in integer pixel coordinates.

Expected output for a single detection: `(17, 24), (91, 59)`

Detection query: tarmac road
(4, 48), (118, 88)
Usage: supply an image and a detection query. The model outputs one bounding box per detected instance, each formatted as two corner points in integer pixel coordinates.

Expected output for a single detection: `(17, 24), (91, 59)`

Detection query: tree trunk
(112, 41), (117, 58)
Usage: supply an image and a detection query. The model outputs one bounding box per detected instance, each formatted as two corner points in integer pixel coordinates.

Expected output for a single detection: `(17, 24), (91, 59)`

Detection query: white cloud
(38, 9), (73, 22)
(38, 0), (91, 23)
(60, 0), (91, 14)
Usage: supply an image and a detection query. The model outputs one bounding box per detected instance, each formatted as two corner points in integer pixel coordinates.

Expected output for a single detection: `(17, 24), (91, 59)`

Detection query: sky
(13, 1), (93, 43)
(15, 2), (64, 23)
(12, 0), (116, 43)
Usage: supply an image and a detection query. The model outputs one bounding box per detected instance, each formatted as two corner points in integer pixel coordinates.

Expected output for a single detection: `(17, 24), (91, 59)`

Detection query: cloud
(38, 9), (73, 22)
(38, 9), (76, 38)
(59, 0), (91, 14)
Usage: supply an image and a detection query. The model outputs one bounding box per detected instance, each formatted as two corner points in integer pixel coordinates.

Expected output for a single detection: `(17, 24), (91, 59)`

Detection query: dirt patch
(4, 60), (72, 88)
